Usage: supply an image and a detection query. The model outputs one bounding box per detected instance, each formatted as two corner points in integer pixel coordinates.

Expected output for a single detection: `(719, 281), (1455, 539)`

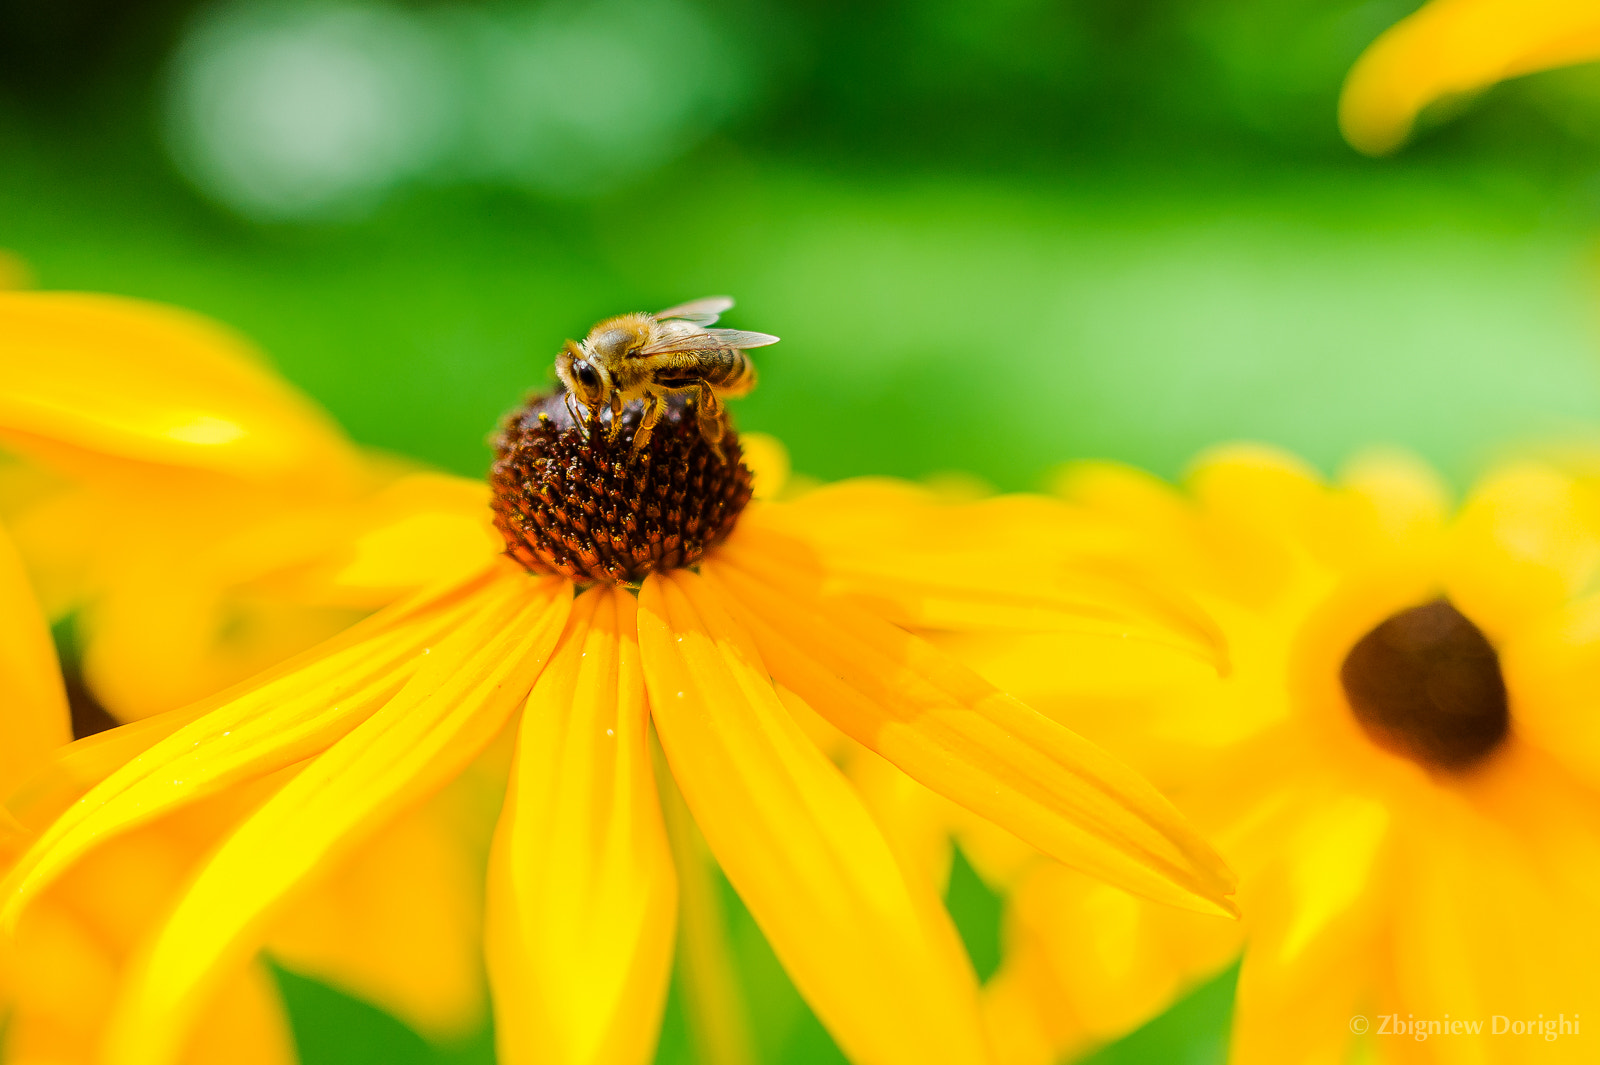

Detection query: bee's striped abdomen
(654, 346), (754, 395)
(702, 347), (752, 391)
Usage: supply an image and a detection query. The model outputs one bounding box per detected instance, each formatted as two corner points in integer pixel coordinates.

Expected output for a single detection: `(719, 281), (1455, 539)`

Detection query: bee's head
(556, 340), (609, 409)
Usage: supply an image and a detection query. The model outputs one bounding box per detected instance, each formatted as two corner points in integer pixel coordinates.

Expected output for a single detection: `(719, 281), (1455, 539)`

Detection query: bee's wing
(653, 295), (734, 326)
(639, 328), (780, 356)
(705, 328), (780, 349)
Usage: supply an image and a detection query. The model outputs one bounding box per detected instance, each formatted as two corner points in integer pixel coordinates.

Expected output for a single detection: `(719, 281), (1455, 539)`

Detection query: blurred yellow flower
(0, 291), (498, 722)
(0, 295), (1239, 1065)
(0, 292), (542, 1061)
(938, 446), (1600, 1065)
(0, 370), (302, 1064)
(1340, 0), (1600, 154)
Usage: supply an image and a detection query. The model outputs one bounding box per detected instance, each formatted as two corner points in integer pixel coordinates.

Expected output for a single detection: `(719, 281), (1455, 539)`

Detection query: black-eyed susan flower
(1, 295), (1237, 1065)
(935, 445), (1600, 1065)
(1340, 0), (1600, 154)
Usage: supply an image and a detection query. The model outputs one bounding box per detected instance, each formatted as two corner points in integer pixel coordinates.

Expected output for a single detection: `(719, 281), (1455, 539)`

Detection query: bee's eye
(574, 360), (600, 391)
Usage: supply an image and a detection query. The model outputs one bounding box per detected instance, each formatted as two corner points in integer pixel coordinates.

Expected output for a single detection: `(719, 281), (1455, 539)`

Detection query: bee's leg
(608, 393), (623, 442)
(630, 392), (665, 458)
(564, 391), (589, 438)
(695, 384), (729, 464)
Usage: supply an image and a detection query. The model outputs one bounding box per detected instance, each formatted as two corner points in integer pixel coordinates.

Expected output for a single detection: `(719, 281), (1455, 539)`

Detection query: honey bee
(554, 296), (779, 455)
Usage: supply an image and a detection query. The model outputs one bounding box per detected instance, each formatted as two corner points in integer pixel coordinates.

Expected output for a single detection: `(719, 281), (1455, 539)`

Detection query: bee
(554, 296), (779, 456)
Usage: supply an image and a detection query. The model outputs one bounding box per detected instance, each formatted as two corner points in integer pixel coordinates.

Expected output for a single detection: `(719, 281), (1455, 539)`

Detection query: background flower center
(1339, 598), (1509, 771)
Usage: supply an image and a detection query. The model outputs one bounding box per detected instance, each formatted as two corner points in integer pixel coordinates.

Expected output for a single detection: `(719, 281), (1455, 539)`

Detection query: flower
(0, 291), (521, 1060)
(1339, 0), (1600, 155)
(936, 445), (1600, 1064)
(1, 296), (1238, 1065)
(0, 289), (497, 722)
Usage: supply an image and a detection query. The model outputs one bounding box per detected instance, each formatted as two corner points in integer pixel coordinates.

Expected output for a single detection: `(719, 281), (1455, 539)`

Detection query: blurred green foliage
(7, 0), (1600, 1061)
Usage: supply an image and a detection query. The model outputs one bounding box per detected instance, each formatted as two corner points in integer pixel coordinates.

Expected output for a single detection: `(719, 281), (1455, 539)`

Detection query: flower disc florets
(1340, 598), (1510, 772)
(489, 390), (754, 584)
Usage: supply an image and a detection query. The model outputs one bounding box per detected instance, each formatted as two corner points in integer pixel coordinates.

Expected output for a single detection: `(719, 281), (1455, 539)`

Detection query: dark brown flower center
(489, 391), (754, 584)
(1340, 599), (1509, 772)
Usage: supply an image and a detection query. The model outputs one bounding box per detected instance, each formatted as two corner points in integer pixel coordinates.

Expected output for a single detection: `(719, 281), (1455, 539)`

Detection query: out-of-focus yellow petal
(65, 471), (498, 722)
(978, 960), (1064, 1065)
(1231, 949), (1372, 1065)
(0, 464), (96, 619)
(636, 571), (993, 1065)
(328, 473), (501, 597)
(5, 769), (303, 1064)
(737, 432), (789, 500)
(1444, 462), (1600, 642)
(1390, 759), (1600, 1054)
(746, 491), (1226, 667)
(656, 765), (756, 1065)
(1, 570), (518, 919)
(81, 539), (370, 721)
(1500, 593), (1600, 790)
(182, 962), (297, 1065)
(3, 899), (118, 1060)
(701, 558), (1238, 917)
(487, 587), (677, 1065)
(848, 751), (958, 895)
(269, 789), (489, 1043)
(1337, 449), (1452, 544)
(1340, 0), (1600, 155)
(1272, 793), (1389, 966)
(0, 518), (70, 794)
(1005, 862), (1241, 1046)
(0, 291), (357, 487)
(98, 571), (569, 1065)
(1228, 791), (1389, 1065)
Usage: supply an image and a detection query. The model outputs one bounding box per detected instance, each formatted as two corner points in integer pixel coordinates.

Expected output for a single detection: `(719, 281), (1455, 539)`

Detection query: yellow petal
(1269, 793), (1390, 968)
(1389, 771), (1600, 1057)
(268, 787), (490, 1043)
(1444, 462), (1600, 642)
(0, 291), (357, 487)
(98, 572), (569, 1065)
(1228, 791), (1389, 1065)
(637, 571), (993, 1065)
(701, 559), (1237, 916)
(486, 586), (677, 1065)
(1, 569), (520, 923)
(744, 491), (1226, 666)
(4, 898), (118, 1061)
(736, 432), (790, 500)
(181, 961), (297, 1065)
(1336, 449), (1452, 544)
(7, 705), (217, 837)
(1497, 595), (1600, 790)
(328, 473), (501, 596)
(4, 784), (301, 1064)
(1340, 0), (1600, 155)
(1004, 862), (1241, 1047)
(81, 535), (369, 721)
(978, 959), (1067, 1065)
(0, 518), (70, 795)
(75, 473), (497, 721)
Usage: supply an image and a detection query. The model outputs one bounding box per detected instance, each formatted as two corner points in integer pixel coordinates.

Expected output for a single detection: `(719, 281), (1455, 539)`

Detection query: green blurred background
(7, 0), (1600, 1060)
